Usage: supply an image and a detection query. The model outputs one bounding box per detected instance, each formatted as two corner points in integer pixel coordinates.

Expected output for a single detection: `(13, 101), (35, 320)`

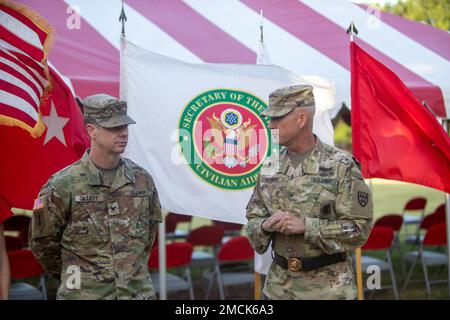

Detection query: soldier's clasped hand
(262, 211), (305, 234)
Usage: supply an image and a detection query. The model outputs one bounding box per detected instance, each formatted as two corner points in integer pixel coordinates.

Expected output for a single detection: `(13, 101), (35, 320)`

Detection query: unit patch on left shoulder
(357, 191), (369, 207)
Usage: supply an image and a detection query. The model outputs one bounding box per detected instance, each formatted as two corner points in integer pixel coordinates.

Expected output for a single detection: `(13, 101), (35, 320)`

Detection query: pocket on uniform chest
(64, 199), (109, 248)
(284, 179), (338, 219)
(124, 191), (151, 241)
(316, 187), (337, 219)
(283, 177), (321, 216)
(260, 175), (289, 212)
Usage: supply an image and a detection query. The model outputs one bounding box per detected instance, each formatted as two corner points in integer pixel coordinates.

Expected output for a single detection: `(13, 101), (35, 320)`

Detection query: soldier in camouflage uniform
(29, 94), (162, 300)
(246, 85), (373, 300)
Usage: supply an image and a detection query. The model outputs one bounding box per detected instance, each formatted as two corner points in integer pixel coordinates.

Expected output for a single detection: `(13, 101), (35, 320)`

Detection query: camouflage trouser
(263, 261), (357, 300)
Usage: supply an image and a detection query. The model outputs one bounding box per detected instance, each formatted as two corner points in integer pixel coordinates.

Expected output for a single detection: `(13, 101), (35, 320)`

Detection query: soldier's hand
(280, 214), (305, 235)
(262, 211), (289, 232)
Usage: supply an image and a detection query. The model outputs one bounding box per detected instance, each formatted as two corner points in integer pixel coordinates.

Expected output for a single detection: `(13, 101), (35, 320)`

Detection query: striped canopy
(22, 0), (450, 118)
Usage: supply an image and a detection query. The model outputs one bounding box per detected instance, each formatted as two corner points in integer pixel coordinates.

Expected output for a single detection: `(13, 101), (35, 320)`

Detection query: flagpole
(119, 0), (128, 101)
(444, 119), (450, 298)
(422, 103), (450, 297)
(254, 10), (264, 301)
(347, 21), (364, 301)
(259, 10), (264, 44)
(254, 272), (261, 300)
(119, 0), (127, 38)
(158, 210), (167, 300)
(423, 104), (450, 297)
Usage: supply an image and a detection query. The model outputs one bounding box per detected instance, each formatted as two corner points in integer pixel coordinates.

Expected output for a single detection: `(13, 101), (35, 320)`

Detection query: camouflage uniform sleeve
(147, 174), (162, 248)
(29, 181), (66, 279)
(303, 160), (373, 254)
(245, 178), (273, 255)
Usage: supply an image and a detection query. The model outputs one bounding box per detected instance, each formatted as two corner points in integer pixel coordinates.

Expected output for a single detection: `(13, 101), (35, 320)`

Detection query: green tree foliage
(383, 0), (450, 31)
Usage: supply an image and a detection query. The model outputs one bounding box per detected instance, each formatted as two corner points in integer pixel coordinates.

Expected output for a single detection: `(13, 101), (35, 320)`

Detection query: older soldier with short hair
(29, 94), (162, 300)
(246, 85), (373, 300)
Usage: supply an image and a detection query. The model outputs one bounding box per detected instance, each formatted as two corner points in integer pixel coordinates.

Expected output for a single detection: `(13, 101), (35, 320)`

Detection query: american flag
(0, 0), (53, 136)
(32, 196), (44, 210)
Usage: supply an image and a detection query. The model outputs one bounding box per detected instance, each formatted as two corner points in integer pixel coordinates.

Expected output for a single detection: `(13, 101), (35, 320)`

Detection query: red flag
(0, 1), (89, 212)
(350, 41), (450, 193)
(0, 67), (89, 210)
(0, 194), (12, 224)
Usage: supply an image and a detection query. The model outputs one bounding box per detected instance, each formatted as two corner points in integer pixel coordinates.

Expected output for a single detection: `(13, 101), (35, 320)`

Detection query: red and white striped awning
(21, 0), (450, 118)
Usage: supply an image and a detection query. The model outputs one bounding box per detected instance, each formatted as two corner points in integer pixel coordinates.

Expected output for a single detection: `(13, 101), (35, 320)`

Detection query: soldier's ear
(85, 123), (97, 139)
(297, 110), (308, 129)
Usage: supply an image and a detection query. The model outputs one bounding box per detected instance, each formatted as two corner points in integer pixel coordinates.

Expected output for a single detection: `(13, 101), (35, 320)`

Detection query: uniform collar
(81, 149), (135, 191)
(279, 136), (324, 176)
(301, 137), (324, 175)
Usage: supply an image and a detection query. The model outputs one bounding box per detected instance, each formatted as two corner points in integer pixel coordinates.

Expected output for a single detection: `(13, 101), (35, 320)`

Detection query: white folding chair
(204, 236), (254, 300)
(148, 242), (195, 300)
(361, 226), (399, 300)
(402, 222), (448, 299)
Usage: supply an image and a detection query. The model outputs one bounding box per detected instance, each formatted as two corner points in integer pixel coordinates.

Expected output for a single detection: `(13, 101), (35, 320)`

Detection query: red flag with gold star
(0, 1), (89, 212)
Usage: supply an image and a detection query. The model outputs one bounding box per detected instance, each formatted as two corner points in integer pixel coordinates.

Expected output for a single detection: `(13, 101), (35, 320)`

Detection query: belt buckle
(287, 257), (302, 271)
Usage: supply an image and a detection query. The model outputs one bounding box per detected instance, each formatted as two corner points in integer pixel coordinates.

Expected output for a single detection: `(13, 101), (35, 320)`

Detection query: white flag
(124, 40), (334, 226)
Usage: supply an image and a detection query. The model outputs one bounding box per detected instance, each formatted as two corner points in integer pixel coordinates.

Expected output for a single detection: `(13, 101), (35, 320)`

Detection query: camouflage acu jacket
(246, 138), (373, 300)
(29, 151), (162, 300)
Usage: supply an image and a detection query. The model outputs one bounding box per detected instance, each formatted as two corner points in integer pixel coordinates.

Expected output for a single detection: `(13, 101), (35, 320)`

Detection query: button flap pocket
(85, 207), (108, 242)
(299, 184), (324, 217)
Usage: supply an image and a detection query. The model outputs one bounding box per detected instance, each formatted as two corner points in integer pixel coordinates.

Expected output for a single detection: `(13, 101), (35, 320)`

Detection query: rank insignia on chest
(357, 191), (369, 207)
(108, 202), (120, 216)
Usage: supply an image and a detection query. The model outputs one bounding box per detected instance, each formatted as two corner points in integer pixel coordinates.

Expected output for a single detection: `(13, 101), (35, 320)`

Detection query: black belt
(273, 251), (347, 272)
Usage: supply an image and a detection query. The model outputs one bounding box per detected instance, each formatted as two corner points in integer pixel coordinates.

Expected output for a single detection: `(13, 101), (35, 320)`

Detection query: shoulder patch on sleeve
(31, 207), (56, 239)
(351, 177), (373, 218)
(357, 191), (369, 207)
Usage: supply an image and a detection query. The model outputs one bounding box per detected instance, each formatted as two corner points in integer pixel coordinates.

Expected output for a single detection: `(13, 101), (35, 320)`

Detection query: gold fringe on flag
(0, 0), (55, 137)
(0, 82), (50, 137)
